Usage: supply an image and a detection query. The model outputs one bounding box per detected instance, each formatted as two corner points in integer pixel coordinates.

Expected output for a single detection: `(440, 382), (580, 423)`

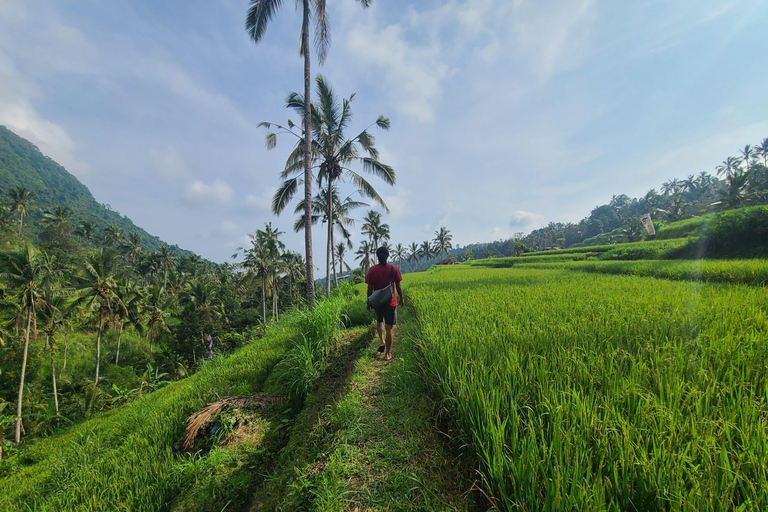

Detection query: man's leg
(377, 321), (385, 349)
(384, 324), (394, 360)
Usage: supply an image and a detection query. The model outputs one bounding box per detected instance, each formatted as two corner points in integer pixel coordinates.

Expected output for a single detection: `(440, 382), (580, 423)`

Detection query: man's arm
(366, 283), (374, 311)
(395, 281), (404, 305)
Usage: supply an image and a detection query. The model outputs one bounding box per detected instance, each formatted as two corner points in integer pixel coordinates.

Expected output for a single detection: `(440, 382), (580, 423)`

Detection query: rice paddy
(407, 263), (768, 511)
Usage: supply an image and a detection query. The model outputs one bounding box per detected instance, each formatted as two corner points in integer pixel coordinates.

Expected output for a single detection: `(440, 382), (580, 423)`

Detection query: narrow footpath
(249, 305), (484, 511)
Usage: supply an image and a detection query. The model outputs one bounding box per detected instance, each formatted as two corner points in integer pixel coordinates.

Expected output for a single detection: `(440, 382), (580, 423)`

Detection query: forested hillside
(0, 126), (186, 255)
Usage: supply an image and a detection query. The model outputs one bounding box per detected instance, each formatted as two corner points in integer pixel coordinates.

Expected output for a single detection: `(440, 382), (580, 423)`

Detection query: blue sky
(1, 0), (767, 270)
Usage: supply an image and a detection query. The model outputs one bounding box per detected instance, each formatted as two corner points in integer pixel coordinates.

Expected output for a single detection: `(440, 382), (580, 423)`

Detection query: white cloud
(204, 220), (239, 239)
(509, 210), (544, 229)
(381, 186), (410, 220)
(183, 179), (233, 205)
(345, 24), (450, 123)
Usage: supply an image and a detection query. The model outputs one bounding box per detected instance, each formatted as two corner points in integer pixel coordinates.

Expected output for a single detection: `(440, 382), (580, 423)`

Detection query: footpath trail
(251, 305), (484, 511)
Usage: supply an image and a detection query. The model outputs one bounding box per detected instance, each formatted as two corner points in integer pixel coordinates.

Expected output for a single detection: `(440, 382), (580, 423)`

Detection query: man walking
(366, 246), (404, 361)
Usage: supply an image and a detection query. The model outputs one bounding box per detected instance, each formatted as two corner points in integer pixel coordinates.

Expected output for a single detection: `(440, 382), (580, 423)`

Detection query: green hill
(0, 125), (189, 255)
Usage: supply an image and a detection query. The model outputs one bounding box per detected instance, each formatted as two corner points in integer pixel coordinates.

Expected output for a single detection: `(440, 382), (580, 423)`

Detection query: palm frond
(272, 177), (299, 215)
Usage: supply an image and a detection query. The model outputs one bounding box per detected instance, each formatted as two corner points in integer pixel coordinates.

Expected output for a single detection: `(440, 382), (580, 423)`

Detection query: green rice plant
(407, 265), (768, 511)
(521, 259), (768, 286)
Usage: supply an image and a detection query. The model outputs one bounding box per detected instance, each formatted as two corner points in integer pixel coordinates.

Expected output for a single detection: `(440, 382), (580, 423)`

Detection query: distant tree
(756, 138), (768, 168)
(41, 206), (73, 238)
(8, 187), (36, 237)
(143, 284), (171, 365)
(407, 242), (420, 264)
(432, 227), (453, 259)
(335, 243), (351, 279)
(121, 232), (143, 262)
(355, 240), (374, 273)
(419, 240), (434, 261)
(76, 220), (97, 242)
(102, 224), (125, 248)
(392, 243), (407, 266)
(361, 210), (390, 248)
(715, 157), (743, 180)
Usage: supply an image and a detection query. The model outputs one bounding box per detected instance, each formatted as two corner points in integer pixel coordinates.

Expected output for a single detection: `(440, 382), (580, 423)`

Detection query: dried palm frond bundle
(180, 393), (284, 451)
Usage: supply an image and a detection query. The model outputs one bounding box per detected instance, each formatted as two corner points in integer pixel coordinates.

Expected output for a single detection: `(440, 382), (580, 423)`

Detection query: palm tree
(156, 244), (177, 289)
(293, 186), (367, 291)
(38, 289), (69, 418)
(112, 279), (143, 366)
(361, 210), (390, 248)
(432, 227), (453, 259)
(41, 206), (74, 239)
(73, 248), (120, 388)
(419, 240), (434, 261)
(756, 138), (768, 168)
(75, 220), (97, 242)
(246, 0), (373, 308)
(239, 223), (285, 323)
(392, 243), (407, 267)
(8, 187), (36, 237)
(266, 75), (394, 296)
(121, 232), (143, 262)
(0, 242), (52, 443)
(407, 242), (420, 264)
(102, 224), (125, 248)
(740, 144), (756, 173)
(180, 279), (224, 362)
(355, 240), (374, 274)
(715, 156), (743, 180)
(143, 284), (171, 365)
(335, 243), (351, 280)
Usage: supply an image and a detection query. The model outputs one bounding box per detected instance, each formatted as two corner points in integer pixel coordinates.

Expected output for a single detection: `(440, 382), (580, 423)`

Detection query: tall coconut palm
(112, 279), (143, 366)
(180, 279), (224, 362)
(143, 284), (171, 365)
(8, 187), (36, 237)
(756, 138), (768, 168)
(361, 210), (390, 248)
(335, 243), (351, 279)
(407, 242), (420, 265)
(419, 240), (434, 261)
(740, 144), (756, 173)
(432, 227), (453, 259)
(0, 242), (52, 443)
(73, 248), (120, 388)
(239, 223), (285, 324)
(392, 243), (407, 271)
(247, 0), (373, 308)
(355, 240), (374, 274)
(38, 289), (70, 418)
(155, 244), (177, 289)
(715, 157), (743, 180)
(266, 75), (394, 296)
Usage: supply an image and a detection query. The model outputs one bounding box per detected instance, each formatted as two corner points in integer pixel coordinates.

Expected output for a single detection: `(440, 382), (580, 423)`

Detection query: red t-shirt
(365, 263), (402, 307)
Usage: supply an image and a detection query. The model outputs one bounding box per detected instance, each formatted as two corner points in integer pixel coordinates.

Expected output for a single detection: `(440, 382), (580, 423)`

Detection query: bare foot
(384, 353), (393, 361)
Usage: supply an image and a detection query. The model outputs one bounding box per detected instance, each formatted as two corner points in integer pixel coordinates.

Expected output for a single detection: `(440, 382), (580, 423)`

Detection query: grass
(406, 264), (768, 511)
(258, 288), (480, 511)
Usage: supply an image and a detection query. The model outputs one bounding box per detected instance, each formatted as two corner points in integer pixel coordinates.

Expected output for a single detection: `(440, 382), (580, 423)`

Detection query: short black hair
(376, 246), (389, 264)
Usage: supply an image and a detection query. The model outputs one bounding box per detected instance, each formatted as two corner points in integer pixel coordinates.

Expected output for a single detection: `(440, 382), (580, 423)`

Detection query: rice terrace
(2, 1), (768, 511)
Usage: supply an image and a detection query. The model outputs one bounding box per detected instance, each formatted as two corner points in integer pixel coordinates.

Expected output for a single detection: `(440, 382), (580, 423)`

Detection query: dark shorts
(375, 305), (397, 325)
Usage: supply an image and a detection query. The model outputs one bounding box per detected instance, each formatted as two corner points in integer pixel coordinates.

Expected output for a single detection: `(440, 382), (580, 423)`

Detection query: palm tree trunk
(326, 183), (333, 297)
(18, 211), (23, 237)
(94, 309), (104, 386)
(15, 308), (33, 444)
(273, 280), (278, 322)
(115, 323), (124, 365)
(302, 1), (315, 309)
(49, 338), (59, 417)
(262, 274), (267, 324)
